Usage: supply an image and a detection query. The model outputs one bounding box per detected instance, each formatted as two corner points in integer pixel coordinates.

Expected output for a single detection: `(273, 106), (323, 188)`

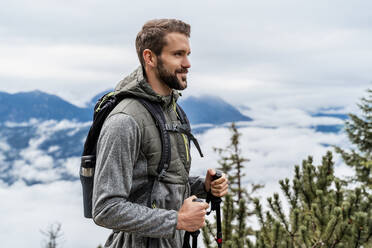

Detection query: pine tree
(251, 151), (372, 247)
(202, 123), (263, 248)
(40, 222), (63, 248)
(335, 88), (372, 188)
(203, 90), (372, 247)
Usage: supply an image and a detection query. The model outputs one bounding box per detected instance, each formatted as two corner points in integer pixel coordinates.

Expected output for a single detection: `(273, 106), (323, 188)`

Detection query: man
(92, 19), (228, 248)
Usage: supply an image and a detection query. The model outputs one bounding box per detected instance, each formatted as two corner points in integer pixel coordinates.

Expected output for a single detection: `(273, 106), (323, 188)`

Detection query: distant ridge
(0, 90), (91, 122)
(85, 89), (113, 109)
(179, 95), (252, 124)
(0, 90), (349, 186)
(0, 90), (252, 125)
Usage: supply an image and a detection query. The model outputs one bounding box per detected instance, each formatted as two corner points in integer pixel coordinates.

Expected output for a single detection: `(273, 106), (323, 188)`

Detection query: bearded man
(92, 19), (228, 248)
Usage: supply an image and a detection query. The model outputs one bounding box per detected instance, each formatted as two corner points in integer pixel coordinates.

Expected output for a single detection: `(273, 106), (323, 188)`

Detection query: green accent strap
(95, 92), (116, 112)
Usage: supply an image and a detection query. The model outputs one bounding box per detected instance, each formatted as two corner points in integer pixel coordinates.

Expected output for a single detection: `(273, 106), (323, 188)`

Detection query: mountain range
(0, 90), (252, 185)
(0, 90), (252, 124)
(0, 90), (348, 186)
(0, 91), (91, 122)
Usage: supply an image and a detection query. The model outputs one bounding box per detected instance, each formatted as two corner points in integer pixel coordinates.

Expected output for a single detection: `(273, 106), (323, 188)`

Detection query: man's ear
(143, 49), (157, 68)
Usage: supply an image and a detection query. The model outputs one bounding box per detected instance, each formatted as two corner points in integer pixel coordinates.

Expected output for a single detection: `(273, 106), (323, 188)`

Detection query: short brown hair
(135, 19), (191, 68)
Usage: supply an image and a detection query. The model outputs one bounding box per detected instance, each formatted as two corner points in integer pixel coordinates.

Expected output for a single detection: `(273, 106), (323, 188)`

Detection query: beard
(156, 57), (188, 90)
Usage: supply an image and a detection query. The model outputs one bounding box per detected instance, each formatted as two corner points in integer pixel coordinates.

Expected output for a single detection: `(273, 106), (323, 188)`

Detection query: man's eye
(175, 52), (182, 56)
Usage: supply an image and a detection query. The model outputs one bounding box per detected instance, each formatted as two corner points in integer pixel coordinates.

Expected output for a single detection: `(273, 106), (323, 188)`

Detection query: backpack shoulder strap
(172, 103), (204, 158)
(88, 95), (172, 181)
(82, 92), (124, 157)
(127, 98), (172, 207)
(137, 98), (171, 180)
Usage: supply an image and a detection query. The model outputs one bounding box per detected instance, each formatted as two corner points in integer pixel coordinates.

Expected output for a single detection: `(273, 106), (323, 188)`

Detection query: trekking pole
(206, 170), (223, 248)
(183, 198), (203, 248)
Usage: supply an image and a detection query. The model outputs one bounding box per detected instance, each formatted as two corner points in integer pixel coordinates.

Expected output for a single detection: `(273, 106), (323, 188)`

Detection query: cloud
(0, 106), (357, 247)
(35, 119), (91, 133)
(12, 158), (59, 183)
(63, 157), (81, 177)
(0, 0), (371, 107)
(0, 180), (110, 248)
(4, 119), (89, 183)
(0, 137), (10, 151)
(241, 106), (345, 127)
(0, 43), (136, 80)
(5, 118), (90, 129)
(189, 113), (354, 227)
(189, 106), (352, 188)
(48, 145), (60, 153)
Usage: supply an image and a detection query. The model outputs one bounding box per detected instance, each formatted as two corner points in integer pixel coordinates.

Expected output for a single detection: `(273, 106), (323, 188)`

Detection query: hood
(114, 66), (180, 107)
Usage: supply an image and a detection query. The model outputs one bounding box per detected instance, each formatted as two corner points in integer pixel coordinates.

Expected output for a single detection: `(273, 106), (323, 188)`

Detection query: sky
(0, 0), (371, 109)
(0, 0), (371, 247)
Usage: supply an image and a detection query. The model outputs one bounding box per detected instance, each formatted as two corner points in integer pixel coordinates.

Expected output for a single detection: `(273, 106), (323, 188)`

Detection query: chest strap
(165, 123), (204, 158)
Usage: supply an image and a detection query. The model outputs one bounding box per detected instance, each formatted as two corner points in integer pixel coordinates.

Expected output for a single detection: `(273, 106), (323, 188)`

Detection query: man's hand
(205, 169), (229, 197)
(176, 195), (209, 232)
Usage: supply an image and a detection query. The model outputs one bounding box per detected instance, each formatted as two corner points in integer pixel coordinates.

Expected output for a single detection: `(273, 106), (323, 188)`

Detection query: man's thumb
(208, 168), (216, 177)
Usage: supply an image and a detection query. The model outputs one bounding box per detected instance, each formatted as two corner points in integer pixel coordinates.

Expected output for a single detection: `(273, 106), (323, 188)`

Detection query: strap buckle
(158, 163), (169, 180)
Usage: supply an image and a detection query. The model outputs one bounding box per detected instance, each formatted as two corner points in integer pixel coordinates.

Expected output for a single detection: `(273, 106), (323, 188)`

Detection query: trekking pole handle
(206, 170), (223, 213)
(185, 198), (203, 248)
(210, 170), (223, 248)
(212, 170), (222, 181)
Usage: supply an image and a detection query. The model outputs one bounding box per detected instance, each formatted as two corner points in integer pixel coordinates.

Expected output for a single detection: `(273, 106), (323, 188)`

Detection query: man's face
(155, 32), (191, 90)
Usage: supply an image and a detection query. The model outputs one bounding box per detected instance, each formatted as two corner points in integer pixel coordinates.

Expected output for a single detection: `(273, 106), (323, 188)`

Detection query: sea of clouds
(0, 104), (355, 248)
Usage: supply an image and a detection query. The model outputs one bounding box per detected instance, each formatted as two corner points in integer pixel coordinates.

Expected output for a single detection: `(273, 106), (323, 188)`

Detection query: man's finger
(212, 180), (228, 188)
(202, 203), (209, 209)
(213, 188), (229, 197)
(208, 168), (216, 177)
(213, 184), (228, 192)
(212, 176), (227, 185)
(212, 183), (228, 190)
(188, 195), (197, 201)
(212, 184), (229, 195)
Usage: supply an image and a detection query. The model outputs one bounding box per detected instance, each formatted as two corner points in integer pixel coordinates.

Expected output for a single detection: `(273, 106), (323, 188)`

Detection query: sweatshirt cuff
(170, 210), (179, 239)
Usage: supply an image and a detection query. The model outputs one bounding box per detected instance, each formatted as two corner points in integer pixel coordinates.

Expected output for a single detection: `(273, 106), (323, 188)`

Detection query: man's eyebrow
(173, 49), (191, 55)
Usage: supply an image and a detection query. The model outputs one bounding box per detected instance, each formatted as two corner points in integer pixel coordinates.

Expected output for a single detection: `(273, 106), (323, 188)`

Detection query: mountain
(310, 113), (349, 120)
(0, 90), (349, 186)
(309, 108), (348, 133)
(0, 90), (253, 185)
(85, 89), (113, 109)
(0, 91), (91, 122)
(312, 124), (344, 133)
(310, 106), (349, 120)
(86, 91), (253, 125)
(0, 90), (252, 125)
(179, 95), (252, 125)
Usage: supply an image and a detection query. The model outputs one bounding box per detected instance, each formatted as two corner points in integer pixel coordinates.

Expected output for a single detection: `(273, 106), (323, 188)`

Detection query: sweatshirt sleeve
(92, 113), (178, 238)
(188, 176), (208, 199)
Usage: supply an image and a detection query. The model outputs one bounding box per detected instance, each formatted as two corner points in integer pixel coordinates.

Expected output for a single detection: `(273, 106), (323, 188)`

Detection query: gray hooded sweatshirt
(92, 67), (207, 248)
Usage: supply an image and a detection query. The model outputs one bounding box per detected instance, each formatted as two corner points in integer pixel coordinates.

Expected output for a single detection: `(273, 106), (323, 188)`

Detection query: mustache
(175, 68), (188, 74)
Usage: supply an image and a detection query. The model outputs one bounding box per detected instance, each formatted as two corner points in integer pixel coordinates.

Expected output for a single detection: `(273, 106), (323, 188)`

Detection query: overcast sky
(0, 0), (371, 109)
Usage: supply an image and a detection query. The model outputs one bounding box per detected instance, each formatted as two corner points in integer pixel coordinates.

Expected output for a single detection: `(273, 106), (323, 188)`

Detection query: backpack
(80, 91), (203, 218)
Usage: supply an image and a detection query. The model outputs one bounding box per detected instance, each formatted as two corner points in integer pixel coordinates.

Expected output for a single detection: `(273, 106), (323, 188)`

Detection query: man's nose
(182, 56), (191, 69)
